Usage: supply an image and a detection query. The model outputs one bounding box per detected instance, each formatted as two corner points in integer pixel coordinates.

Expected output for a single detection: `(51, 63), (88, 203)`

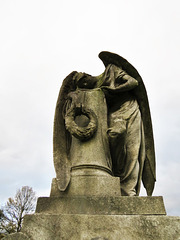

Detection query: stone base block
(4, 214), (180, 240)
(50, 176), (121, 197)
(36, 196), (166, 215)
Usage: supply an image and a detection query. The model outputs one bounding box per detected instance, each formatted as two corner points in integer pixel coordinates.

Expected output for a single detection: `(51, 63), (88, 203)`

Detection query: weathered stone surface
(50, 176), (121, 197)
(36, 196), (166, 215)
(6, 214), (180, 240)
(3, 232), (29, 240)
(69, 89), (112, 173)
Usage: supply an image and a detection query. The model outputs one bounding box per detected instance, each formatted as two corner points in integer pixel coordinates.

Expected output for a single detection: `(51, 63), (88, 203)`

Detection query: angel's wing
(53, 71), (77, 191)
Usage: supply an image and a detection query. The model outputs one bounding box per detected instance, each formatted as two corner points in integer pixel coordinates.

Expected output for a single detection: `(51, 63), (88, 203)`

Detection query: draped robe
(99, 64), (145, 196)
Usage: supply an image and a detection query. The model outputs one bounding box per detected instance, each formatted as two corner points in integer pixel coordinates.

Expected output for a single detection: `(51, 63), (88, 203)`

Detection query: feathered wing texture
(53, 71), (77, 191)
(99, 51), (156, 196)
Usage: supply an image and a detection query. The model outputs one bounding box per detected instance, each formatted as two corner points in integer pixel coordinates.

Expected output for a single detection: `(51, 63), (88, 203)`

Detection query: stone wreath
(65, 106), (98, 141)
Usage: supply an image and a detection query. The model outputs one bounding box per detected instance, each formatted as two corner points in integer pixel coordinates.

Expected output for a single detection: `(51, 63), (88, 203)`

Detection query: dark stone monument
(4, 52), (180, 240)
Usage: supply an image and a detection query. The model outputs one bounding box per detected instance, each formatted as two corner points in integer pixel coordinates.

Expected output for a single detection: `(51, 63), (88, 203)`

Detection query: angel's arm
(101, 73), (138, 92)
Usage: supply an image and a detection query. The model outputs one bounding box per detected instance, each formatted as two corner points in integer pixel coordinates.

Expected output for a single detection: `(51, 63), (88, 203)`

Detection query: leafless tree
(0, 186), (36, 235)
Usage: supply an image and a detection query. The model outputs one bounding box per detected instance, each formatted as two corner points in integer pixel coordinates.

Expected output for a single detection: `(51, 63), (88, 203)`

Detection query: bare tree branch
(0, 186), (36, 235)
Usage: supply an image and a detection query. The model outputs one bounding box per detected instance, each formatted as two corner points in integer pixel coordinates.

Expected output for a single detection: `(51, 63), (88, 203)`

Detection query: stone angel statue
(53, 51), (156, 196)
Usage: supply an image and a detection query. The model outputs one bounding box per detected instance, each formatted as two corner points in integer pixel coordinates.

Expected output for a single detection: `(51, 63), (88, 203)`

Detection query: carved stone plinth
(4, 212), (180, 240)
(36, 196), (166, 215)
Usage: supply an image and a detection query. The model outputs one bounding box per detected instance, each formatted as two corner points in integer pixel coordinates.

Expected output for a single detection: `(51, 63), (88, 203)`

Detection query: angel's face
(111, 64), (123, 80)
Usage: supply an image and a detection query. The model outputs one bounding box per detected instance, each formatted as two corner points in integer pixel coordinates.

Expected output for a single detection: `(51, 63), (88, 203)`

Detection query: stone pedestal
(36, 195), (166, 215)
(6, 214), (180, 240)
(4, 177), (180, 240)
(4, 194), (180, 240)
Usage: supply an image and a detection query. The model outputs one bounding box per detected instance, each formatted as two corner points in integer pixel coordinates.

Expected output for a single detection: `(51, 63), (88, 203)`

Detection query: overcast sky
(0, 0), (180, 216)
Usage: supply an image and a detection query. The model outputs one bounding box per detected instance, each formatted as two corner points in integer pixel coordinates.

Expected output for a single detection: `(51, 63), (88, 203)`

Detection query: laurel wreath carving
(65, 106), (98, 141)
